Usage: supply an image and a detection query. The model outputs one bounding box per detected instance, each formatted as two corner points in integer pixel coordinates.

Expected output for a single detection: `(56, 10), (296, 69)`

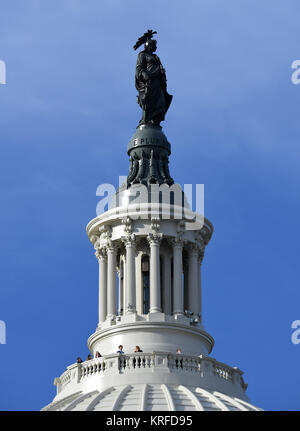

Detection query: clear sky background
(0, 0), (300, 411)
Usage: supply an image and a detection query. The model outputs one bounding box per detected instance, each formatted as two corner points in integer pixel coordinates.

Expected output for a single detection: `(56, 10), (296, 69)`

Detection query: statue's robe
(135, 51), (172, 124)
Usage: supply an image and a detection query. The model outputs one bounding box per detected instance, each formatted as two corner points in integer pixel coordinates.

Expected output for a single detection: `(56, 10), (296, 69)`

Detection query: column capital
(147, 232), (163, 246)
(90, 234), (100, 246)
(198, 225), (212, 245)
(121, 233), (136, 247)
(198, 250), (205, 264)
(170, 235), (183, 248)
(95, 247), (106, 262)
(99, 224), (112, 240)
(186, 242), (199, 254)
(106, 240), (117, 253)
(195, 238), (205, 262)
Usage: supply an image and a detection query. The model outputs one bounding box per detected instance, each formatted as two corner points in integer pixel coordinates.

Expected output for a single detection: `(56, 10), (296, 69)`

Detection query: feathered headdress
(133, 29), (157, 51)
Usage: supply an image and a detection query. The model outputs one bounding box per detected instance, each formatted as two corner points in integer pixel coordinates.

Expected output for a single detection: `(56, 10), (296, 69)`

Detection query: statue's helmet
(133, 30), (157, 51)
(144, 39), (157, 52)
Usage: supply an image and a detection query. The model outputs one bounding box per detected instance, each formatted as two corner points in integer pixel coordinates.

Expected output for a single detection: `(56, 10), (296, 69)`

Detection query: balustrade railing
(55, 352), (244, 395)
(59, 369), (71, 388)
(81, 358), (106, 378)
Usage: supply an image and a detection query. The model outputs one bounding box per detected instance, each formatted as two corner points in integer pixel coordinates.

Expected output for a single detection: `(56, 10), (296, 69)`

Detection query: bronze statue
(134, 30), (173, 126)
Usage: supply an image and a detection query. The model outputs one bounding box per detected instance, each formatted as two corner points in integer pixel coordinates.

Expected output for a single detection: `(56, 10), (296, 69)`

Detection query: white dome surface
(42, 384), (261, 412)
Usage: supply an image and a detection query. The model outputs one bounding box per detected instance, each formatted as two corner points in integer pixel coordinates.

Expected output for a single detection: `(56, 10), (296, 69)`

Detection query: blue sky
(0, 0), (300, 411)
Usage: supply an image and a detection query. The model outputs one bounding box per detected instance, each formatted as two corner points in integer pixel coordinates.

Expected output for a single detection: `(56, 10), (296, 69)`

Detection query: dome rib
(140, 384), (148, 410)
(195, 387), (229, 411)
(45, 384), (260, 411)
(213, 391), (248, 411)
(178, 385), (204, 411)
(42, 391), (82, 411)
(233, 398), (261, 411)
(112, 385), (131, 411)
(161, 384), (175, 411)
(64, 391), (98, 411)
(86, 387), (114, 411)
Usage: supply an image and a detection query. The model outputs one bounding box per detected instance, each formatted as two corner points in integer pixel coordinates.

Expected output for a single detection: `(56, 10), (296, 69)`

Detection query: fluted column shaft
(123, 255), (127, 314)
(107, 244), (117, 318)
(198, 253), (204, 322)
(183, 260), (189, 312)
(118, 259), (124, 315)
(172, 239), (184, 315)
(148, 234), (162, 313)
(125, 237), (136, 313)
(162, 253), (172, 315)
(188, 245), (199, 315)
(97, 251), (107, 324)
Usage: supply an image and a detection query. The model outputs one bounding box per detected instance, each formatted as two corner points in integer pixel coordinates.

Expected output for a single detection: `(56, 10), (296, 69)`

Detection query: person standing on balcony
(134, 346), (143, 352)
(117, 345), (124, 354)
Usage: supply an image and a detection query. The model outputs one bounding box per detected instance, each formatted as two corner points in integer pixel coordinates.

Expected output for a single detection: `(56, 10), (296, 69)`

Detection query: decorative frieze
(151, 217), (160, 232)
(122, 217), (133, 235)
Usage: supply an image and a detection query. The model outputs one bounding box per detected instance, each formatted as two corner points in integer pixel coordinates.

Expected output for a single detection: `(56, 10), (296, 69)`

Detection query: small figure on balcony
(86, 354), (92, 361)
(176, 348), (182, 354)
(117, 345), (124, 354)
(95, 351), (102, 358)
(76, 357), (83, 363)
(134, 346), (143, 353)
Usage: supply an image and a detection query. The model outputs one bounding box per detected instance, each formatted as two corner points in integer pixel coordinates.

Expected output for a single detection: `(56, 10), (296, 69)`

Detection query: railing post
(67, 363), (81, 384)
(103, 355), (121, 376)
(201, 355), (215, 378)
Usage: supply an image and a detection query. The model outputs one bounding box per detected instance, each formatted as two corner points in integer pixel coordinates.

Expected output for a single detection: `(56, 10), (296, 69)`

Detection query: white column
(148, 233), (162, 313)
(172, 238), (184, 315)
(198, 251), (204, 322)
(96, 249), (107, 324)
(118, 256), (124, 315)
(162, 253), (172, 315)
(183, 258), (189, 312)
(124, 236), (136, 314)
(188, 244), (199, 316)
(135, 252), (143, 314)
(123, 255), (127, 315)
(107, 243), (117, 318)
